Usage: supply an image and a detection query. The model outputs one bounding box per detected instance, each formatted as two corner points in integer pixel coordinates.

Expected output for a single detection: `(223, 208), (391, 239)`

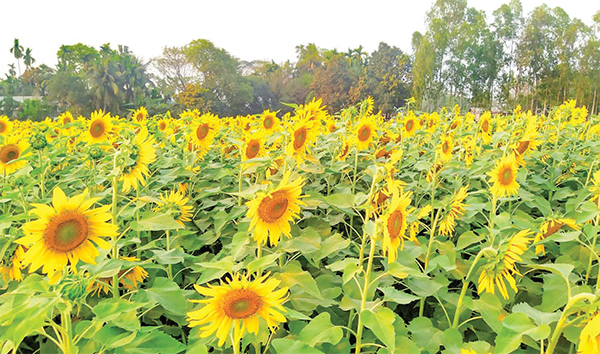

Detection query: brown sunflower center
(136, 113), (144, 121)
(387, 210), (404, 239)
(0, 121), (7, 133)
(0, 144), (20, 164)
(90, 120), (106, 138)
(246, 140), (260, 159)
(329, 124), (337, 133)
(482, 119), (489, 133)
(44, 211), (89, 252)
(293, 127), (307, 150)
(406, 120), (414, 132)
(339, 143), (349, 158)
(63, 117), (72, 125)
(358, 125), (371, 142)
(196, 124), (210, 140)
(159, 121), (167, 131)
(499, 166), (514, 185)
(442, 141), (450, 154)
(263, 116), (274, 129)
(516, 140), (530, 155)
(542, 221), (564, 238)
(222, 289), (262, 319)
(257, 190), (289, 223)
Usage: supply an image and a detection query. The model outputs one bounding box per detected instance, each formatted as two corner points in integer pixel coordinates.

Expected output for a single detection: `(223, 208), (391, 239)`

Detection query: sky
(1, 0), (598, 75)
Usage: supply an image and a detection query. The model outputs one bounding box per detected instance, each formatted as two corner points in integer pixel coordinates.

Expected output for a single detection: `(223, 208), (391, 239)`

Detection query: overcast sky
(1, 0), (598, 75)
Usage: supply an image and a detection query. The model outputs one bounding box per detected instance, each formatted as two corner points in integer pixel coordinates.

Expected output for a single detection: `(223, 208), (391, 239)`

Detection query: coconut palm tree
(9, 39), (24, 77)
(23, 48), (35, 69)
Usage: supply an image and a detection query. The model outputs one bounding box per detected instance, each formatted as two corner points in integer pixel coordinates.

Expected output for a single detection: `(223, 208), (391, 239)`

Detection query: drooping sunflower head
(0, 244), (25, 283)
(353, 115), (378, 151)
(337, 137), (351, 161)
(0, 137), (30, 176)
(17, 187), (118, 279)
(187, 272), (288, 347)
(154, 190), (193, 226)
(246, 171), (305, 246)
(488, 154), (520, 199)
(120, 128), (157, 193)
(86, 110), (113, 144)
(438, 186), (468, 236)
(577, 312), (600, 354)
(533, 218), (579, 255)
(0, 115), (13, 136)
(131, 106), (149, 122)
(513, 124), (541, 165)
(380, 188), (413, 263)
(298, 97), (327, 122)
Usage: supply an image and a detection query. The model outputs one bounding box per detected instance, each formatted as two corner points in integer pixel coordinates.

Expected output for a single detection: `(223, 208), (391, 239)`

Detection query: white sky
(1, 0), (598, 76)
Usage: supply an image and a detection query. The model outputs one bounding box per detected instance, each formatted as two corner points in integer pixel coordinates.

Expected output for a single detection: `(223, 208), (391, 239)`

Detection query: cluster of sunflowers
(0, 98), (600, 353)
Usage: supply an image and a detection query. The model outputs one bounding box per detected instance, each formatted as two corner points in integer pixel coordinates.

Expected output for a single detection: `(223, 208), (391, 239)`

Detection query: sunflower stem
(489, 195), (498, 246)
(166, 229), (173, 279)
(60, 309), (74, 354)
(111, 153), (120, 299)
(451, 249), (486, 328)
(355, 225), (377, 354)
(238, 151), (243, 206)
(584, 197), (600, 286)
(38, 150), (45, 199)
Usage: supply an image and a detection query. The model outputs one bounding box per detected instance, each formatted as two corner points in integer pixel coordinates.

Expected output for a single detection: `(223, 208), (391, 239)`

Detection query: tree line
(1, 0), (599, 119)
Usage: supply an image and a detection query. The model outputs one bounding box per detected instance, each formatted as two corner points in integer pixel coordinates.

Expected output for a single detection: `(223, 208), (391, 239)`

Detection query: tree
(310, 53), (352, 113)
(10, 39), (24, 77)
(23, 48), (35, 69)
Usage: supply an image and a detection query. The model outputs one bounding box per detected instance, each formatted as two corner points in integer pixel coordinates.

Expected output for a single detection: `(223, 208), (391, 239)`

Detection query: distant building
(0, 96), (43, 103)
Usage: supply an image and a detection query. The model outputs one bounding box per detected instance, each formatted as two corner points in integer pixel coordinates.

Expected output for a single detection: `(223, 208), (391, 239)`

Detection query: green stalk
(166, 229), (173, 279)
(546, 293), (595, 354)
(585, 197), (600, 286)
(111, 153), (120, 299)
(355, 224), (377, 354)
(61, 310), (73, 354)
(451, 248), (489, 328)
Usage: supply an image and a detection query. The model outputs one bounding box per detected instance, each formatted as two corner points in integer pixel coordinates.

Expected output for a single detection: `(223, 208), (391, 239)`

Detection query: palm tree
(23, 48), (35, 69)
(9, 39), (24, 77)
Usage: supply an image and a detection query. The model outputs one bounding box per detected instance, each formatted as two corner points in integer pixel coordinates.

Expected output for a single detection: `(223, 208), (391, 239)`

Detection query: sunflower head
(353, 115), (378, 151)
(154, 190), (193, 226)
(86, 110), (113, 144)
(0, 115), (13, 136)
(132, 106), (149, 122)
(488, 154), (520, 199)
(187, 272), (288, 346)
(380, 187), (413, 263)
(261, 110), (280, 133)
(17, 187), (118, 279)
(0, 137), (30, 176)
(246, 171), (305, 246)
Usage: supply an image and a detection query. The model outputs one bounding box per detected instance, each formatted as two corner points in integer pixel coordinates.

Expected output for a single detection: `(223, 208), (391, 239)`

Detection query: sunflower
(246, 171), (305, 246)
(242, 131), (267, 162)
(578, 312), (600, 354)
(0, 245), (25, 283)
(190, 113), (219, 158)
(402, 113), (420, 138)
(438, 135), (454, 162)
(154, 190), (193, 227)
(85, 109), (113, 144)
(353, 115), (378, 151)
(479, 112), (492, 144)
(17, 187), (118, 278)
(337, 138), (351, 161)
(324, 117), (338, 134)
(58, 111), (74, 127)
(477, 230), (533, 299)
(120, 128), (157, 193)
(513, 123), (541, 166)
(298, 97), (327, 122)
(131, 106), (149, 122)
(380, 188), (413, 263)
(533, 218), (579, 255)
(286, 118), (318, 165)
(260, 110), (280, 133)
(187, 273), (288, 347)
(438, 186), (468, 236)
(0, 115), (13, 136)
(0, 137), (30, 175)
(488, 154), (520, 198)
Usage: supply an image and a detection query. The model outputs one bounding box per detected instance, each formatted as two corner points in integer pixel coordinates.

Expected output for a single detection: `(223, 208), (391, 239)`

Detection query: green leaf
(457, 231), (482, 250)
(361, 308), (396, 349)
(407, 317), (443, 353)
(0, 294), (61, 348)
(538, 273), (569, 313)
(271, 338), (325, 354)
(247, 252), (282, 273)
(279, 262), (322, 299)
(152, 248), (187, 265)
(405, 275), (443, 297)
(93, 298), (146, 323)
(113, 327), (186, 354)
(131, 212), (183, 231)
(380, 287), (419, 304)
(512, 302), (561, 326)
(145, 277), (187, 316)
(471, 293), (504, 333)
(298, 313), (343, 346)
(323, 193), (355, 209)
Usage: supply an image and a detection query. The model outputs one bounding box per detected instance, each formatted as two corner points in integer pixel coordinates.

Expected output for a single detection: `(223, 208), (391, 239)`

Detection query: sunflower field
(0, 98), (600, 354)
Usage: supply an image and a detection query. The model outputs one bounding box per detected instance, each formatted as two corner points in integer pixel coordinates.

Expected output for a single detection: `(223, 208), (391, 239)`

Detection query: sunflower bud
(29, 133), (47, 150)
(89, 146), (103, 160)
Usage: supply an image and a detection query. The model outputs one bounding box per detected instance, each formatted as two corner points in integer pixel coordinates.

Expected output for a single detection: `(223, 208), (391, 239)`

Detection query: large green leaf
(298, 312), (343, 346)
(131, 212), (183, 231)
(271, 338), (325, 354)
(361, 308), (396, 350)
(145, 277), (187, 316)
